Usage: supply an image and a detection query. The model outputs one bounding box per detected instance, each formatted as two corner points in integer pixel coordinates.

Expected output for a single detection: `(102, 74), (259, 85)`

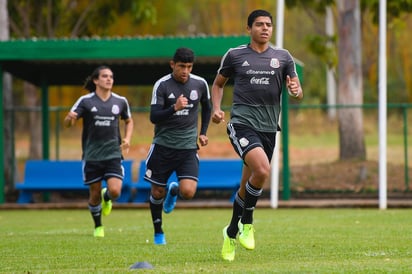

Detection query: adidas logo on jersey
(242, 60), (250, 66)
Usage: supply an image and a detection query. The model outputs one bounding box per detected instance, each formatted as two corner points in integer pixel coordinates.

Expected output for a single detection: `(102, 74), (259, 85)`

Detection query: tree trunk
(0, 0), (17, 194)
(336, 0), (366, 160)
(24, 82), (42, 159)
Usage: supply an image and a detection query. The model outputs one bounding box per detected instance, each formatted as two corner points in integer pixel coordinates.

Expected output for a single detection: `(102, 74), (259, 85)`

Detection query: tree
(286, 0), (412, 161)
(0, 0), (16, 195)
(7, 0), (156, 161)
(336, 0), (366, 160)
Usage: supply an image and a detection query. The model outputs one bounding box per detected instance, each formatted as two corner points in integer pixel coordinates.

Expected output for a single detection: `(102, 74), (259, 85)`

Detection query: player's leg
(150, 184), (167, 244)
(88, 181), (104, 237)
(164, 149), (198, 213)
(84, 160), (105, 237)
(145, 144), (171, 244)
(102, 158), (125, 216)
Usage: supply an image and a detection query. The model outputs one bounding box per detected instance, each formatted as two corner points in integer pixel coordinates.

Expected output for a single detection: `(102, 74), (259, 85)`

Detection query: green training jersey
(70, 92), (132, 161)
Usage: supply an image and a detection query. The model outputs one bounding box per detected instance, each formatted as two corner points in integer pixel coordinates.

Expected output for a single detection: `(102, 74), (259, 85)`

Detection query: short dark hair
(173, 47), (195, 63)
(247, 9), (273, 28)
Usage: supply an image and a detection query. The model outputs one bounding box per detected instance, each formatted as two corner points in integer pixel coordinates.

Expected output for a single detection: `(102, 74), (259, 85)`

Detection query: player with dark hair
(64, 65), (134, 237)
(144, 47), (212, 245)
(211, 9), (303, 261)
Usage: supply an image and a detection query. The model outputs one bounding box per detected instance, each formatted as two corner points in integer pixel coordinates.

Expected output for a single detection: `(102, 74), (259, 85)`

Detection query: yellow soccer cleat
(101, 188), (112, 216)
(238, 221), (255, 250)
(221, 226), (236, 261)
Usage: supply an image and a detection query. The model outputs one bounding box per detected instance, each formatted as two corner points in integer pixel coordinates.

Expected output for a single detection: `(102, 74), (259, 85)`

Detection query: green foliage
(362, 0), (412, 24)
(306, 34), (338, 69)
(286, 0), (335, 13)
(8, 0), (157, 37)
(1, 208), (412, 273)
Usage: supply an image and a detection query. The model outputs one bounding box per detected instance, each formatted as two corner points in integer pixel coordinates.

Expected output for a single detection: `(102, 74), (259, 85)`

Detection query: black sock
(149, 195), (164, 234)
(103, 189), (111, 202)
(89, 203), (102, 228)
(226, 192), (243, 238)
(241, 181), (262, 224)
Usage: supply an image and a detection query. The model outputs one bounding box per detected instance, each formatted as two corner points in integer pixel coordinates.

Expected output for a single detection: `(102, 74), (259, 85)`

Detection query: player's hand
(65, 111), (78, 127)
(120, 139), (130, 154)
(198, 135), (208, 146)
(286, 75), (299, 98)
(212, 109), (225, 124)
(175, 94), (188, 111)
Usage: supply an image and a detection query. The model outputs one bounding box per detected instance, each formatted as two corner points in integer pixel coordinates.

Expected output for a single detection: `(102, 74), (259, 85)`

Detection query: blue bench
(15, 160), (134, 204)
(133, 159), (242, 203)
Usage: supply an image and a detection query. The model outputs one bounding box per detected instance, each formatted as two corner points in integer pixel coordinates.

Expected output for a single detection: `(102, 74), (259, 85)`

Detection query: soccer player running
(211, 9), (303, 261)
(144, 47), (211, 245)
(64, 65), (134, 237)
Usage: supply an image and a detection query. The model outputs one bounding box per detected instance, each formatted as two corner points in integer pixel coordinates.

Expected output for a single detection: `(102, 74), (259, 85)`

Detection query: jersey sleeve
(120, 97), (132, 120)
(217, 49), (235, 78)
(284, 50), (298, 79)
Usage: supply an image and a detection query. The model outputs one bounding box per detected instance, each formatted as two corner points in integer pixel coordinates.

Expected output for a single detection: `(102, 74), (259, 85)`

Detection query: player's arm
(211, 74), (228, 124)
(63, 111), (78, 128)
(198, 91), (212, 147)
(149, 104), (176, 124)
(121, 116), (134, 154)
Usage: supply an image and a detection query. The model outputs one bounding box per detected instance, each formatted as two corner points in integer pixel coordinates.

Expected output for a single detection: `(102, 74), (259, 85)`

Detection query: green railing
(6, 103), (412, 199)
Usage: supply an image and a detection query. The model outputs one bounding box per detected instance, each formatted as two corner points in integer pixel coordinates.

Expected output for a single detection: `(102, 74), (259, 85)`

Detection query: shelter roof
(0, 35), (250, 86)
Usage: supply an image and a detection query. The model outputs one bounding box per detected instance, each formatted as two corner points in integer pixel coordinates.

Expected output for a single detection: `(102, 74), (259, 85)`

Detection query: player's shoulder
(77, 92), (95, 102)
(226, 44), (249, 55)
(268, 44), (292, 57)
(189, 73), (207, 84)
(110, 92), (129, 103)
(154, 74), (173, 86)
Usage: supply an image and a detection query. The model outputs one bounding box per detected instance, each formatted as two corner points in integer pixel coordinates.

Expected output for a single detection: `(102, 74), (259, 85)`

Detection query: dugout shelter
(0, 35), (303, 203)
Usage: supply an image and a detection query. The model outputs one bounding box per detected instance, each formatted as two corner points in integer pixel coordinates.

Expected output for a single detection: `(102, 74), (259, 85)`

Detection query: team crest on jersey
(190, 90), (198, 100)
(270, 58), (280, 68)
(112, 105), (120, 115)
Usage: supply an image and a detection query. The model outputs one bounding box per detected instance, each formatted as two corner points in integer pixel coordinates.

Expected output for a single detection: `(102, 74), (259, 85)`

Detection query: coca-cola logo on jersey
(250, 77), (270, 85)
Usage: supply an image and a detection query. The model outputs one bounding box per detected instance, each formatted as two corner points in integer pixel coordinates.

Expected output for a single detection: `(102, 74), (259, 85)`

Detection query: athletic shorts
(144, 143), (199, 187)
(227, 123), (277, 162)
(83, 158), (124, 185)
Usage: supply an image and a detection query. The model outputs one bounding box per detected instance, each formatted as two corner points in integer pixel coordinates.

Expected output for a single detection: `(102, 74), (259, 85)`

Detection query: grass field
(1, 208), (412, 273)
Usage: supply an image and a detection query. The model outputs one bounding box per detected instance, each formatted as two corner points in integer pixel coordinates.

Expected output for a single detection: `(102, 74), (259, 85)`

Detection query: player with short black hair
(144, 47), (212, 245)
(212, 9), (303, 261)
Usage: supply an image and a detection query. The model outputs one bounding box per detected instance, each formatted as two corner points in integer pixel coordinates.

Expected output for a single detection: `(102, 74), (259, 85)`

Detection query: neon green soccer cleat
(94, 226), (104, 237)
(238, 221), (255, 250)
(221, 226), (236, 261)
(101, 188), (112, 216)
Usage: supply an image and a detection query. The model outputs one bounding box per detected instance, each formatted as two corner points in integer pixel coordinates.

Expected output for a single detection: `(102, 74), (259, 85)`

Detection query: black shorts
(227, 123), (277, 162)
(144, 143), (199, 187)
(83, 158), (124, 185)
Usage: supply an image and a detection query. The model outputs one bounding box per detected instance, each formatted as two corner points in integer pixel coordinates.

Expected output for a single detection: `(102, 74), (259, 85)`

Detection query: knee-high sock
(89, 203), (102, 228)
(103, 189), (111, 202)
(149, 195), (164, 234)
(241, 181), (262, 224)
(226, 191), (244, 238)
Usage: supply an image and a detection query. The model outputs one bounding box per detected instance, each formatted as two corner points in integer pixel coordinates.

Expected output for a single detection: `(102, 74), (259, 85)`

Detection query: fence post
(402, 105), (409, 189)
(281, 87), (290, 200)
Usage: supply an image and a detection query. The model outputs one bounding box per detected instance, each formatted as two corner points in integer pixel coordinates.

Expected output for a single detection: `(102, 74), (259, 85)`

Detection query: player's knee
(178, 182), (196, 200)
(151, 185), (166, 199)
(253, 165), (271, 183)
(108, 188), (121, 199)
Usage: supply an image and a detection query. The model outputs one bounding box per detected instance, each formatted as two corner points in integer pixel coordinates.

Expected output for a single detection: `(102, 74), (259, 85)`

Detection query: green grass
(1, 208), (412, 273)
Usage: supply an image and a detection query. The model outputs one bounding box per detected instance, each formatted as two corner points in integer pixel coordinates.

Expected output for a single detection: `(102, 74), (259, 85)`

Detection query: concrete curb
(1, 199), (412, 209)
